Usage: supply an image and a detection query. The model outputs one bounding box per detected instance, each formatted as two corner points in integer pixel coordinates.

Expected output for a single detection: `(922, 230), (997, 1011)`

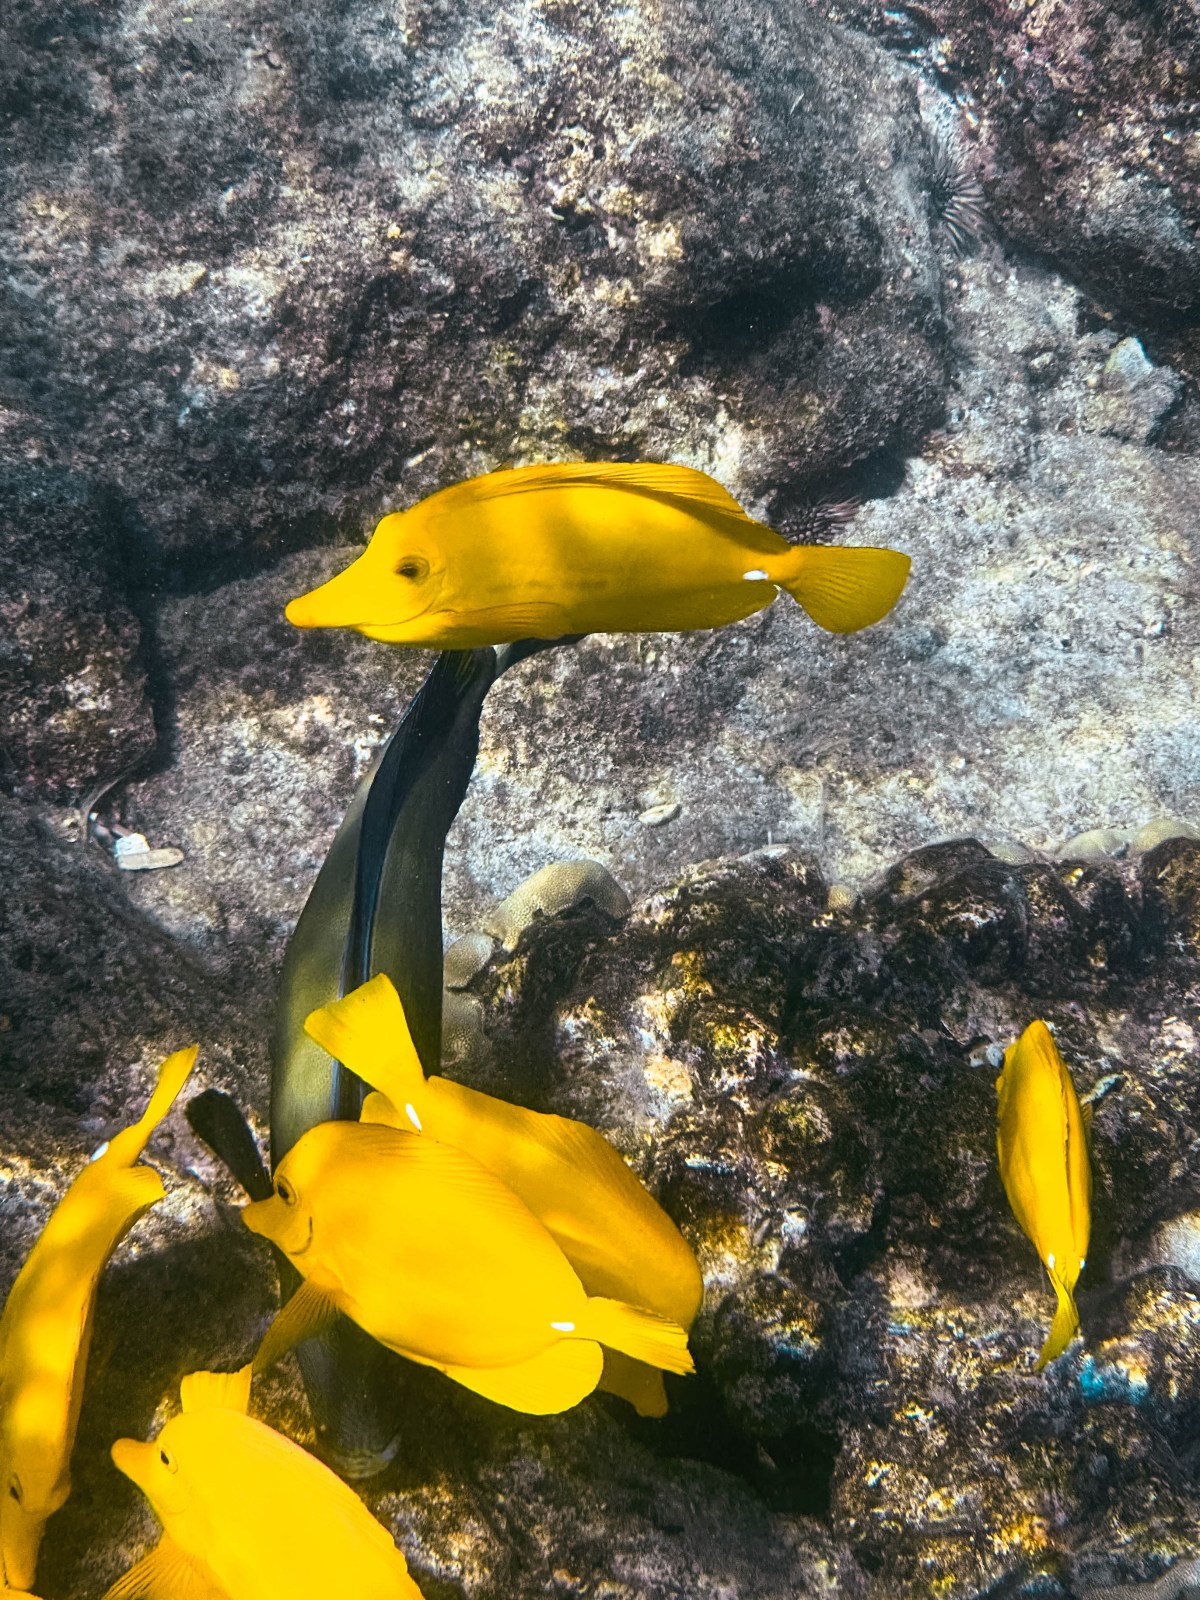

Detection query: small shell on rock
(638, 801), (681, 827)
(484, 860), (631, 952)
(442, 989), (485, 1067)
(1132, 817), (1200, 854)
(114, 833), (185, 872)
(443, 931), (497, 990)
(1056, 828), (1129, 861)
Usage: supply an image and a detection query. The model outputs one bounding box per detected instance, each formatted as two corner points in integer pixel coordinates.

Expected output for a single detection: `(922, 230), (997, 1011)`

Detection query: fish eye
(158, 1447), (178, 1474)
(7, 1475), (20, 1504)
(275, 1175), (297, 1205)
(394, 555), (429, 582)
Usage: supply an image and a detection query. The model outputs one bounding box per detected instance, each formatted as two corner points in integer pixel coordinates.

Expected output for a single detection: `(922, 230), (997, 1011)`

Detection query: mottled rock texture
(811, 0), (1200, 400)
(0, 468), (154, 800)
(7, 811), (1200, 1598)
(0, 0), (946, 575)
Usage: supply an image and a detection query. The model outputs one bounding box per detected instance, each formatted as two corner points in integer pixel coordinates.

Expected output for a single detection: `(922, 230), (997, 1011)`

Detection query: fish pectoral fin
(304, 974), (426, 1111)
(778, 546), (911, 633)
(100, 1535), (224, 1600)
(1036, 1273), (1081, 1369)
(180, 1364), (252, 1416)
(449, 602), (572, 641)
(253, 1279), (341, 1375)
(599, 1350), (669, 1418)
(439, 1339), (604, 1415)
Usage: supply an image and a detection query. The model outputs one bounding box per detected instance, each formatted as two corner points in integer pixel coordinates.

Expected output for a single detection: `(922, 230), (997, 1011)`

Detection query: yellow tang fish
(0, 1046), (198, 1591)
(303, 974), (702, 1419)
(285, 462), (911, 647)
(242, 1123), (694, 1415)
(995, 1019), (1093, 1368)
(101, 1365), (424, 1600)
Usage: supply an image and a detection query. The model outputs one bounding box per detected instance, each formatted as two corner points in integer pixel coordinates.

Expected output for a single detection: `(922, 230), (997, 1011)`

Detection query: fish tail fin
(574, 1297), (695, 1376)
(103, 1045), (200, 1169)
(180, 1364), (253, 1415)
(303, 975), (426, 1116)
(775, 545), (911, 633)
(1037, 1274), (1081, 1369)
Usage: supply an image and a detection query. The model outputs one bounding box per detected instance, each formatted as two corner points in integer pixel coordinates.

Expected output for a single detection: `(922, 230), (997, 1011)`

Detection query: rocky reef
(3, 0), (1200, 1595)
(6, 810), (1200, 1596)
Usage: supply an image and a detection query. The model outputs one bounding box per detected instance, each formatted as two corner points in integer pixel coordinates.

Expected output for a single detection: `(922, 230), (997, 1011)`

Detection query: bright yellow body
(306, 975), (703, 1416)
(0, 1046), (197, 1591)
(995, 1020), (1092, 1367)
(103, 1366), (422, 1600)
(243, 1121), (693, 1414)
(286, 463), (910, 646)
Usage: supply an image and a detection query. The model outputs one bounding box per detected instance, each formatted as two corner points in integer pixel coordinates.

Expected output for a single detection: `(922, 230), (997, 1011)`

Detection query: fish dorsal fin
(101, 1046), (200, 1170)
(99, 1534), (225, 1600)
(179, 1364), (252, 1415)
(304, 975), (426, 1113)
(432, 462), (755, 524)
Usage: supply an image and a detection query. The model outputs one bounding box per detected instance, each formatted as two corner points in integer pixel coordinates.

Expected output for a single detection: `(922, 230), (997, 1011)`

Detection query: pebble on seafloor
(113, 833), (184, 872)
(1056, 828), (1129, 861)
(638, 801), (681, 827)
(443, 932), (498, 990)
(483, 860), (632, 952)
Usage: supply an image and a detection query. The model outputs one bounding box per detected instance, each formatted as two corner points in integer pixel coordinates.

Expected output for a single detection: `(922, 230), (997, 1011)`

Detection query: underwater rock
(0, 0), (946, 576)
(0, 468), (154, 804)
(810, 0), (1200, 388)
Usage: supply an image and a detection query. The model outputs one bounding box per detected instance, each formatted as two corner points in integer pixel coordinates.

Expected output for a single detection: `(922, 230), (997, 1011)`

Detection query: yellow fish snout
(241, 1196), (312, 1259)
(1, 1493), (48, 1593)
(109, 1437), (155, 1494)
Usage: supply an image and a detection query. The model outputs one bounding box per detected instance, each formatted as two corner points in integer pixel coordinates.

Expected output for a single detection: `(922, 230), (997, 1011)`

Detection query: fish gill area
(1, 0), (1199, 1597)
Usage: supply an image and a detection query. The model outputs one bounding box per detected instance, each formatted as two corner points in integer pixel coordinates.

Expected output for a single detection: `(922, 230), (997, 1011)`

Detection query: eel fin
(99, 1536), (224, 1600)
(777, 546), (911, 633)
(439, 1338), (603, 1414)
(180, 1364), (253, 1415)
(254, 1280), (341, 1375)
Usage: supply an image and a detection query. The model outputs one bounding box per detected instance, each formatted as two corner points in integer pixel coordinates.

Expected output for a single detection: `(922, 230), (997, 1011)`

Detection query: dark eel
(191, 638), (576, 1475)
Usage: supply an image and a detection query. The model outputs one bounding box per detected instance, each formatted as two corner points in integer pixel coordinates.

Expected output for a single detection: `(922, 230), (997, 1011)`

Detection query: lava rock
(0, 0), (947, 578)
(0, 467), (155, 802)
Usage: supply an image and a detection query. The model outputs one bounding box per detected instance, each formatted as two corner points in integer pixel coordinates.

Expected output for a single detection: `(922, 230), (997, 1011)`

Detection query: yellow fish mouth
(242, 1197), (313, 1259)
(285, 550), (438, 635)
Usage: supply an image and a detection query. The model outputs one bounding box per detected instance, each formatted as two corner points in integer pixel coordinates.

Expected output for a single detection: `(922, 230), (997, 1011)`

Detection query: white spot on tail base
(551, 1321), (575, 1333)
(405, 1103), (422, 1132)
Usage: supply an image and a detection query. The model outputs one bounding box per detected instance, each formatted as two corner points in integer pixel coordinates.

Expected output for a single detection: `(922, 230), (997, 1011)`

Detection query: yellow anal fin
(99, 1535), (224, 1600)
(1036, 1273), (1081, 1369)
(253, 1279), (340, 1375)
(779, 546), (911, 633)
(103, 1046), (200, 1170)
(599, 1350), (669, 1418)
(440, 1338), (604, 1415)
(180, 1363), (252, 1415)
